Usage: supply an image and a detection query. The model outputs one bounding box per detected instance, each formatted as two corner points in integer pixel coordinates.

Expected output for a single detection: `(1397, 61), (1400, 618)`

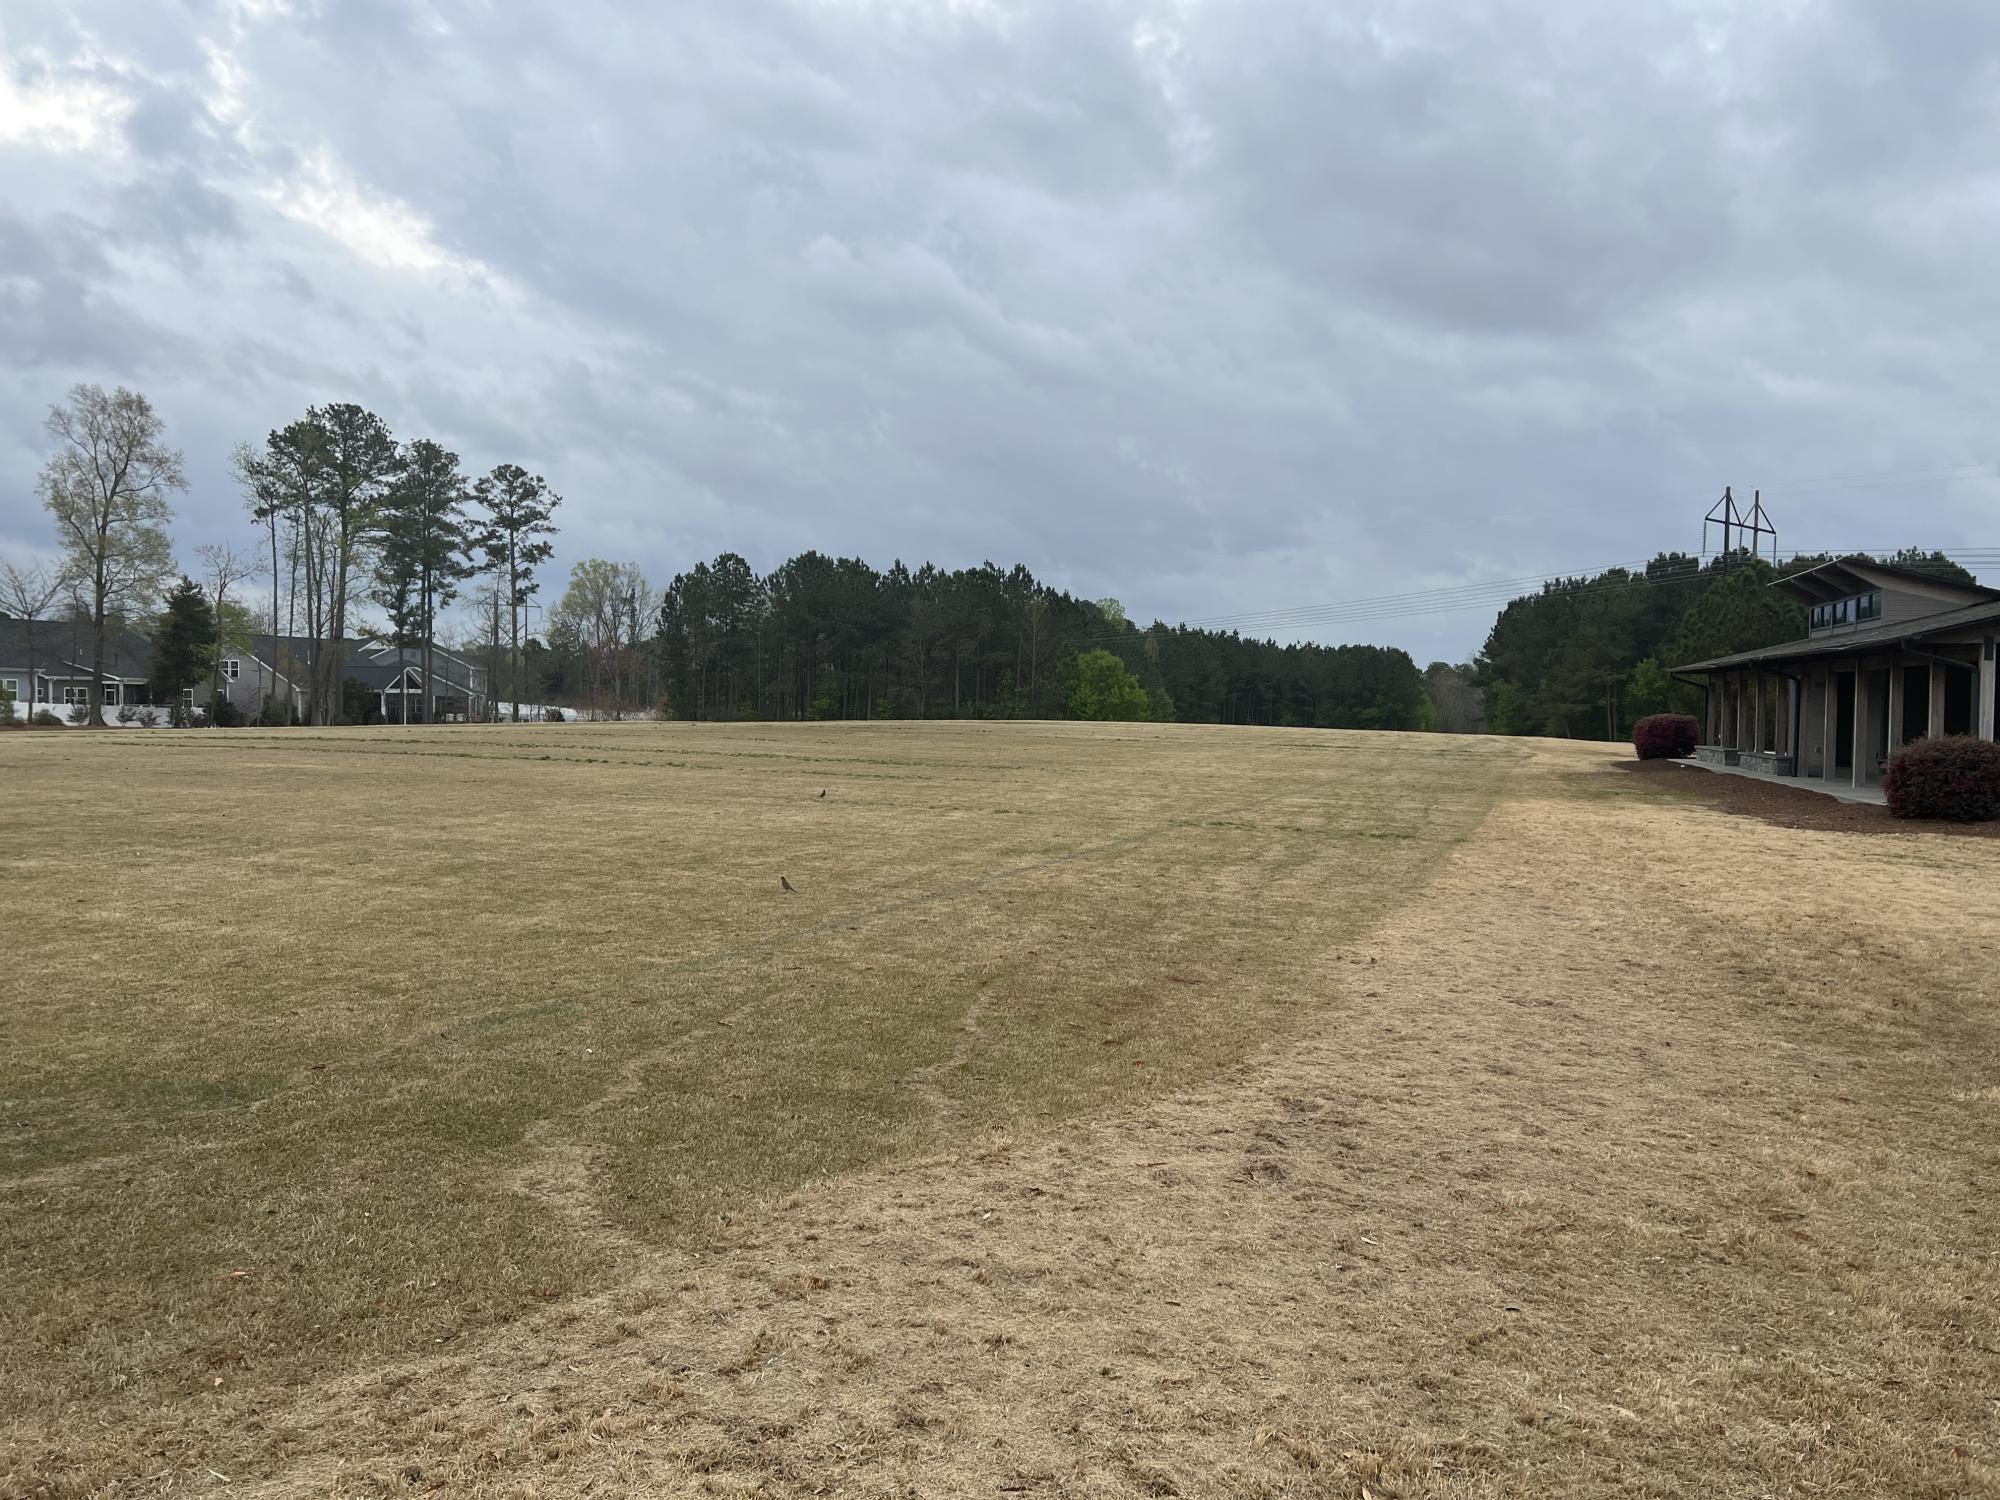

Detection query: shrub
(116, 702), (139, 724)
(1068, 649), (1151, 721)
(210, 694), (245, 728)
(0, 685), (15, 726)
(342, 676), (374, 725)
(1633, 712), (1700, 761)
(32, 709), (64, 727)
(1884, 735), (2000, 822)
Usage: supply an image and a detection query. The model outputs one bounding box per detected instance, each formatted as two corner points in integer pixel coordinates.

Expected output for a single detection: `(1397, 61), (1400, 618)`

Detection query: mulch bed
(1615, 757), (2000, 839)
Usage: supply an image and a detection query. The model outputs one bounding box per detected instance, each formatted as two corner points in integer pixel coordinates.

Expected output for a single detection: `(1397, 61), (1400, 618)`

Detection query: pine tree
(375, 440), (472, 723)
(471, 464), (560, 721)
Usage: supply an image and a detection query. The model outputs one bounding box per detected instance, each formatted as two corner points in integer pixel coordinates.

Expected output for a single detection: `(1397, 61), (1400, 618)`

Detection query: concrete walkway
(1671, 758), (1888, 806)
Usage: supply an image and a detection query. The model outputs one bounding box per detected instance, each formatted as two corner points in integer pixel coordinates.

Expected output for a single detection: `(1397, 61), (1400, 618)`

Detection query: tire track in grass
(0, 785), (1306, 1197)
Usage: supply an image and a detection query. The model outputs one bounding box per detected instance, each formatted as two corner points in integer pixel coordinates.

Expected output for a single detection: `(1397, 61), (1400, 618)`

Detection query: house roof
(240, 634), (479, 686)
(1676, 596), (2000, 673)
(342, 661), (476, 692)
(1774, 555), (2000, 607)
(0, 616), (155, 679)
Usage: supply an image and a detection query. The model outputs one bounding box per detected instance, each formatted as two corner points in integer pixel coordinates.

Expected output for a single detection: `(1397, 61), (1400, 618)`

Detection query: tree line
(9, 382), (1433, 733)
(1474, 548), (1975, 740)
(636, 550), (1431, 728)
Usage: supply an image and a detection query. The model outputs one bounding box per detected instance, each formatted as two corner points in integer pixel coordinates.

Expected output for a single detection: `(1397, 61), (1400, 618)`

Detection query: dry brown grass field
(2, 720), (1997, 1498)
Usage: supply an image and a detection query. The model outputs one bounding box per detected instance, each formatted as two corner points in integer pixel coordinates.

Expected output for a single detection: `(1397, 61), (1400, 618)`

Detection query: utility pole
(1704, 486), (1779, 566)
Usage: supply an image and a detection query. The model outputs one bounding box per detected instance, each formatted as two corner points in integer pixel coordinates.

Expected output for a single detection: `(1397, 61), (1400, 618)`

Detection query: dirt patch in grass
(1616, 754), (2000, 837)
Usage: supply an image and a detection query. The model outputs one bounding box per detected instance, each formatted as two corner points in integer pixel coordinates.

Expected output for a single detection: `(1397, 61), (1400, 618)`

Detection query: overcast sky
(4, 0), (1999, 663)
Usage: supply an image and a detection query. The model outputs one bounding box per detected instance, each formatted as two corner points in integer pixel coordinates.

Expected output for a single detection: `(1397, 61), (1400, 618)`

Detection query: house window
(181, 688), (195, 704)
(222, 659), (241, 680)
(1810, 605), (1826, 629)
(102, 684), (120, 706)
(1, 678), (16, 699)
(1834, 598), (1851, 625)
(62, 686), (89, 705)
(1856, 591), (1882, 622)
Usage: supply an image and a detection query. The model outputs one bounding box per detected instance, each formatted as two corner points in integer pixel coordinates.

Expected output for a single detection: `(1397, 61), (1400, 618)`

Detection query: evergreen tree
(309, 405), (399, 720)
(1884, 548), (1977, 585)
(375, 440), (473, 722)
(471, 463), (561, 721)
(151, 576), (217, 706)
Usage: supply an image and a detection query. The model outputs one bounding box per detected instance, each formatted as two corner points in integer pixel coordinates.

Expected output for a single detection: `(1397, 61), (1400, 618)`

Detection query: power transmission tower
(1704, 486), (1779, 566)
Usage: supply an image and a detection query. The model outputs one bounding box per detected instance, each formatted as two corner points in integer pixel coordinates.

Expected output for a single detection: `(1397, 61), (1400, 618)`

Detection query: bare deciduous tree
(37, 385), (186, 726)
(0, 559), (70, 720)
(551, 559), (652, 717)
(197, 542), (254, 721)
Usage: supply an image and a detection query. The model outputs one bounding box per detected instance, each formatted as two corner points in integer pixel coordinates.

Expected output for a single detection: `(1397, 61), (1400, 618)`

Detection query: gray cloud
(4, 0), (2000, 660)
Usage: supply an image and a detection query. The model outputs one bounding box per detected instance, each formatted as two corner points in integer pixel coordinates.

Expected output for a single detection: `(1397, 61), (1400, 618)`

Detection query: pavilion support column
(1852, 668), (1869, 788)
(1980, 640), (1997, 742)
(1929, 663), (1947, 740)
(1887, 659), (1904, 752)
(1707, 678), (1720, 744)
(1823, 669), (1838, 781)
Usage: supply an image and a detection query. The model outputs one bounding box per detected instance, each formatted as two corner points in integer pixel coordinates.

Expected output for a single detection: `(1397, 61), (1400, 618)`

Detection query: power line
(1300, 464), (2000, 549)
(1074, 545), (2000, 647)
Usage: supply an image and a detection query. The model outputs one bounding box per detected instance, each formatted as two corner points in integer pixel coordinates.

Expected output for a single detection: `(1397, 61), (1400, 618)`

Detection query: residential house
(0, 615), (162, 712)
(1674, 557), (2000, 789)
(339, 637), (489, 723)
(220, 635), (489, 723)
(1, 616), (488, 724)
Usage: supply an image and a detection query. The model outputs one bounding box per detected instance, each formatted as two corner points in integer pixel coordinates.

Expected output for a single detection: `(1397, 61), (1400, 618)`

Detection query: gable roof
(0, 616), (155, 679)
(239, 634), (480, 686)
(342, 660), (477, 692)
(1775, 555), (2000, 608)
(1676, 596), (2000, 673)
